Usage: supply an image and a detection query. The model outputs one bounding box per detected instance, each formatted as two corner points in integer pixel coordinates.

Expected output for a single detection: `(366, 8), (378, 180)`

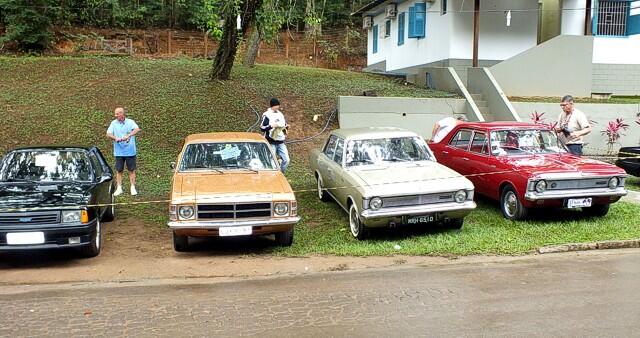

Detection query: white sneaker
(113, 186), (123, 196)
(130, 186), (138, 196)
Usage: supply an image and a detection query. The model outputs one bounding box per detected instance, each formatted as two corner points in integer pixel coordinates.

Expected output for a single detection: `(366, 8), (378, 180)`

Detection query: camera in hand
(561, 127), (572, 137)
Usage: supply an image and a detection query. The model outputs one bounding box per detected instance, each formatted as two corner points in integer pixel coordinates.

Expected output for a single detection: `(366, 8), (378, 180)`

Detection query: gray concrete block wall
(592, 64), (640, 96)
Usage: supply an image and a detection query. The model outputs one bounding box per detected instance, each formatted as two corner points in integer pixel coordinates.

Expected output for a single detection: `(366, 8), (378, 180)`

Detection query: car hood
(172, 171), (294, 202)
(497, 154), (626, 177)
(349, 161), (473, 197)
(0, 183), (92, 209)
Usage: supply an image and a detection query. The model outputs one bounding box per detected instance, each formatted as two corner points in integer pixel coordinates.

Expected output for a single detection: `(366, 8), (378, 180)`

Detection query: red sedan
(429, 122), (628, 220)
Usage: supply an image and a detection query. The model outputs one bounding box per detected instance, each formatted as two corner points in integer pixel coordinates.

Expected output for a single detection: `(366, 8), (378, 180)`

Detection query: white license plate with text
(6, 232), (45, 245)
(219, 226), (252, 237)
(567, 198), (593, 208)
(407, 215), (436, 225)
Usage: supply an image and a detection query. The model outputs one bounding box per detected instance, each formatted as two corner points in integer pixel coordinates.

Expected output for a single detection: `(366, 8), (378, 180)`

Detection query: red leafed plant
(601, 118), (630, 153)
(530, 111), (556, 130)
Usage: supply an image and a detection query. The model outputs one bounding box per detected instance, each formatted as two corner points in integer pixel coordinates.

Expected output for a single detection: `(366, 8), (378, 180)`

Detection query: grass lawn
(627, 176), (640, 191)
(1, 56), (639, 256)
(510, 96), (640, 104)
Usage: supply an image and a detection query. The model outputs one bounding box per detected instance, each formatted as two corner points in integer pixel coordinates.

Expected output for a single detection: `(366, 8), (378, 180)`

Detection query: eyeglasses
(560, 103), (573, 107)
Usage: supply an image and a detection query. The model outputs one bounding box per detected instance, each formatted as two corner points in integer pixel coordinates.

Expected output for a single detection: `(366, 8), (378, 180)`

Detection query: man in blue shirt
(106, 107), (141, 196)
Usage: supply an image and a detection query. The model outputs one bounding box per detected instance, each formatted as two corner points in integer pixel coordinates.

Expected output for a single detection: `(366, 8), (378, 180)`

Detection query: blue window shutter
(398, 13), (405, 45)
(372, 25), (378, 53)
(629, 5), (640, 35)
(408, 6), (416, 38)
(415, 3), (426, 38)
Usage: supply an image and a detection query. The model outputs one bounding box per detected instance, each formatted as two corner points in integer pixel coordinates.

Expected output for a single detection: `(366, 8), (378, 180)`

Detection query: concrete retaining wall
(592, 64), (640, 96)
(512, 102), (640, 153)
(338, 96), (468, 138)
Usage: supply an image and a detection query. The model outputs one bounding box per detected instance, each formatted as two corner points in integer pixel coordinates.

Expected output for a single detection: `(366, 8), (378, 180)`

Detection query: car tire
(317, 174), (331, 202)
(275, 227), (294, 247)
(173, 232), (189, 252)
(79, 218), (102, 258)
(583, 204), (610, 217)
(445, 218), (464, 230)
(102, 194), (115, 222)
(500, 186), (528, 220)
(349, 203), (368, 240)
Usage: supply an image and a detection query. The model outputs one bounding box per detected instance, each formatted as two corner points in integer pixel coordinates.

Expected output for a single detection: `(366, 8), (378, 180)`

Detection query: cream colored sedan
(309, 127), (476, 239)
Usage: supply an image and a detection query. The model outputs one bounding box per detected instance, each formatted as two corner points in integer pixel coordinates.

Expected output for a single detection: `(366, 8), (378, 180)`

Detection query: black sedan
(0, 146), (115, 257)
(616, 147), (640, 177)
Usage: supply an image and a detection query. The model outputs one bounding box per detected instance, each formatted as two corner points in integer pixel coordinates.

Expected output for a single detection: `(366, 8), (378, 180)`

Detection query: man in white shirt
(555, 95), (591, 156)
(431, 115), (467, 143)
(260, 98), (290, 172)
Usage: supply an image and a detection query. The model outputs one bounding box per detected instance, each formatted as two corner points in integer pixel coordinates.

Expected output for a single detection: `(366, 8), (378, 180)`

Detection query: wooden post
(285, 30), (290, 59)
(472, 0), (480, 67)
(167, 30), (172, 54)
(127, 37), (133, 55)
(584, 0), (593, 35)
(204, 31), (208, 59)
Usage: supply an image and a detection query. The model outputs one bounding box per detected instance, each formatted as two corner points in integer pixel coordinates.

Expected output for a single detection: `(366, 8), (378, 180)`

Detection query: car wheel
(275, 227), (294, 247)
(500, 186), (528, 220)
(349, 203), (367, 240)
(445, 218), (464, 230)
(317, 174), (331, 202)
(583, 204), (610, 217)
(80, 218), (102, 258)
(173, 231), (189, 252)
(102, 194), (115, 222)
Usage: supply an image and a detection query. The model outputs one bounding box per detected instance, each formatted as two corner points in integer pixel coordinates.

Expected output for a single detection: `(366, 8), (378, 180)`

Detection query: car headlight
(454, 190), (467, 203)
(535, 180), (547, 193)
(178, 206), (195, 220)
(608, 177), (619, 189)
(62, 210), (81, 223)
(369, 197), (383, 210)
(274, 202), (289, 216)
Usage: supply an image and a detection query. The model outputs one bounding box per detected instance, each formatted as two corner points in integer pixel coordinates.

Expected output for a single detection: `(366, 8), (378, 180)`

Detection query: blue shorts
(115, 156), (137, 172)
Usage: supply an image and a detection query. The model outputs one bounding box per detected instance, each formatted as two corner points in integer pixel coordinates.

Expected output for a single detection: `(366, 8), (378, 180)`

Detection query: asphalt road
(2, 251), (639, 337)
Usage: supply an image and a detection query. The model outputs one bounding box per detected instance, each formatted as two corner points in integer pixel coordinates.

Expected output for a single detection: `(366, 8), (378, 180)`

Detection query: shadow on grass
(174, 235), (282, 257)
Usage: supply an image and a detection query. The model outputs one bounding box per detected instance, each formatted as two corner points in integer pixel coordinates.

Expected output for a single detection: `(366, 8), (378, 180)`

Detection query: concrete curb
(538, 240), (640, 254)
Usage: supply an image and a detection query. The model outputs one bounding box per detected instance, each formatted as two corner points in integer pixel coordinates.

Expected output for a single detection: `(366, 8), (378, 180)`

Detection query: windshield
(490, 129), (567, 156)
(345, 136), (433, 167)
(0, 150), (93, 182)
(180, 142), (278, 171)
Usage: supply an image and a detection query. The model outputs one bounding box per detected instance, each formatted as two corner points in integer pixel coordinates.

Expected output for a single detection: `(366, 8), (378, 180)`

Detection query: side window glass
(324, 135), (338, 159)
(333, 139), (344, 165)
(449, 130), (472, 150)
(88, 152), (104, 177)
(469, 132), (488, 154)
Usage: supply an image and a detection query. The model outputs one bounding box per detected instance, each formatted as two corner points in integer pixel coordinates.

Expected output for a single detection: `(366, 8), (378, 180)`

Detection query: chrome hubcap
(349, 206), (359, 237)
(504, 191), (518, 217)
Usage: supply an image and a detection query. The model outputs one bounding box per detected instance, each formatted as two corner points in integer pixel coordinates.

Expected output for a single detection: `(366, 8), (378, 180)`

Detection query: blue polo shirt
(107, 118), (140, 157)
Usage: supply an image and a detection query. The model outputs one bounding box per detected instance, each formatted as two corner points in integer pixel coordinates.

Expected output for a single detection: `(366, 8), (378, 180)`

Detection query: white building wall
(592, 35), (640, 64)
(561, 0), (587, 35)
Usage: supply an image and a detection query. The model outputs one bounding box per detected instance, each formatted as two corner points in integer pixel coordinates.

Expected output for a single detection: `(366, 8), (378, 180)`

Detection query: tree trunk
(243, 26), (261, 67)
(210, 13), (239, 81)
(305, 0), (314, 35)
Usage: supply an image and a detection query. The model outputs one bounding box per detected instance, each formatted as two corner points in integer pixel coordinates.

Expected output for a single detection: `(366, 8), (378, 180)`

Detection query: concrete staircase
(470, 93), (495, 122)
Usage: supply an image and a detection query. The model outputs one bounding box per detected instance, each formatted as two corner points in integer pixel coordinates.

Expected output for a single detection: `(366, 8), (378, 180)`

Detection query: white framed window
(384, 20), (391, 38)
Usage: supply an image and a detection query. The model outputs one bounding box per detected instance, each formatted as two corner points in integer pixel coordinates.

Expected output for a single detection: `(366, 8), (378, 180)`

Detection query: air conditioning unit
(363, 16), (373, 29)
(385, 4), (398, 19)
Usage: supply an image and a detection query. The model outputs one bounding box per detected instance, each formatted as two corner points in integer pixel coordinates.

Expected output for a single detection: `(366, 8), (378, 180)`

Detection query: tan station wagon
(310, 127), (476, 239)
(168, 132), (300, 251)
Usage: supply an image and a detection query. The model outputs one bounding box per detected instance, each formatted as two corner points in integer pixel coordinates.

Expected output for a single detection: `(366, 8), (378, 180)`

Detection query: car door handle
(442, 151), (449, 155)
(462, 157), (469, 161)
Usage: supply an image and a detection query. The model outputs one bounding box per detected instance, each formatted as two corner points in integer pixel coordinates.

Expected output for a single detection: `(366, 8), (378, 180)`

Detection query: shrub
(0, 0), (53, 52)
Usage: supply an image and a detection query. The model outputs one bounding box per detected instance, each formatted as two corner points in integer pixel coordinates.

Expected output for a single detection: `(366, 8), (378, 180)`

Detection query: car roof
(184, 132), (267, 144)
(459, 121), (544, 130)
(9, 146), (92, 152)
(330, 127), (417, 139)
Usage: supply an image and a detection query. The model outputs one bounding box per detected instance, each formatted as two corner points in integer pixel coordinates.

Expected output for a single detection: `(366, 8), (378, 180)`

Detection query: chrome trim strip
(524, 188), (627, 201)
(360, 201), (476, 219)
(167, 216), (300, 229)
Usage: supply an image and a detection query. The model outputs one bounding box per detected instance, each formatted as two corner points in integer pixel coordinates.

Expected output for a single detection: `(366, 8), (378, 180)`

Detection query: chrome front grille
(547, 178), (611, 190)
(382, 193), (455, 208)
(0, 211), (60, 226)
(197, 203), (272, 220)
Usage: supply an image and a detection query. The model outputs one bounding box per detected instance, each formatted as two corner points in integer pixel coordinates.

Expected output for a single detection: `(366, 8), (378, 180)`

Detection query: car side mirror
(170, 162), (176, 170)
(98, 174), (112, 183)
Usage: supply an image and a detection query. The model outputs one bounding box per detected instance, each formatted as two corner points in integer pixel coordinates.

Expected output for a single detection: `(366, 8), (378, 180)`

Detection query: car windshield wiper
(218, 165), (259, 173)
(383, 157), (409, 162)
(348, 159), (375, 165)
(4, 178), (40, 184)
(185, 165), (224, 174)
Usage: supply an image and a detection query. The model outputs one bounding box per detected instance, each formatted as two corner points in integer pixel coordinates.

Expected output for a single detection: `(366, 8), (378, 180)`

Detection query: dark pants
(566, 144), (583, 156)
(115, 156), (137, 172)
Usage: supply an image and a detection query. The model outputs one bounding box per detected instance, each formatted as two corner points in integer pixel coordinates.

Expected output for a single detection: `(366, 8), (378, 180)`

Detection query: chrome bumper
(360, 201), (476, 220)
(524, 188), (627, 201)
(167, 216), (300, 229)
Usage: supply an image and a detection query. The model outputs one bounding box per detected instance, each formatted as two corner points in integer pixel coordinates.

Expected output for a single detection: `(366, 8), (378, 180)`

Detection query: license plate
(567, 198), (593, 208)
(6, 232), (45, 245)
(219, 226), (252, 237)
(407, 215), (437, 225)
